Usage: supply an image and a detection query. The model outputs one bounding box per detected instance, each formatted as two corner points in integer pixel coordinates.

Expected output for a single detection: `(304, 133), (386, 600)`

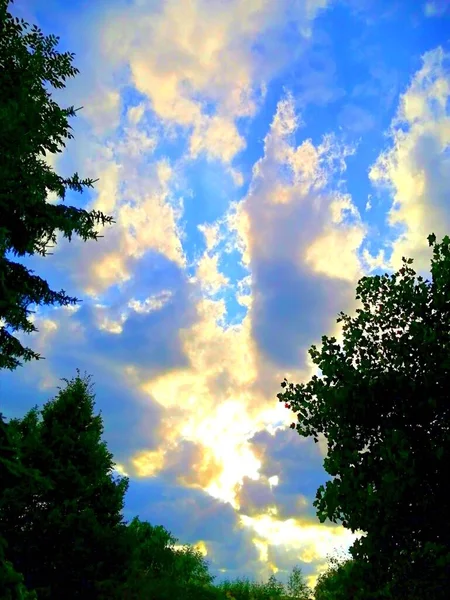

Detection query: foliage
(278, 234), (450, 598)
(0, 415), (37, 599)
(216, 572), (300, 600)
(0, 0), (114, 370)
(313, 557), (381, 600)
(116, 517), (220, 600)
(0, 552), (37, 600)
(286, 565), (311, 599)
(0, 372), (130, 599)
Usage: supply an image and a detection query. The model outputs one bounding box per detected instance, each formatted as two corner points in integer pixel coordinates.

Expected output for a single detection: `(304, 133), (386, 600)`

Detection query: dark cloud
(248, 429), (330, 521)
(251, 258), (351, 368)
(238, 477), (277, 517)
(123, 476), (260, 577)
(0, 348), (164, 464)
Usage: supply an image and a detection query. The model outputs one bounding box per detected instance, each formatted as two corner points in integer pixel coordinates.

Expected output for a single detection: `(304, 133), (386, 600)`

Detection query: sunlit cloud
(4, 0), (449, 588)
(99, 0), (333, 166)
(370, 47), (450, 271)
(227, 93), (365, 370)
(240, 513), (360, 587)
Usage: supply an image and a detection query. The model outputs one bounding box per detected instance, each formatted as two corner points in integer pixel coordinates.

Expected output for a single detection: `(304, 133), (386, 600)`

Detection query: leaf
(277, 232), (450, 597)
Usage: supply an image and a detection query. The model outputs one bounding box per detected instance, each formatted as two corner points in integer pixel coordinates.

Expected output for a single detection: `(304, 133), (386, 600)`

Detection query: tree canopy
(279, 234), (450, 599)
(0, 0), (114, 370)
(0, 372), (130, 599)
(0, 369), (313, 599)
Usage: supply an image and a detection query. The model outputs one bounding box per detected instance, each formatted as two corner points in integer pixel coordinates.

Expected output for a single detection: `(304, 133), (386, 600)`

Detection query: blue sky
(2, 0), (450, 588)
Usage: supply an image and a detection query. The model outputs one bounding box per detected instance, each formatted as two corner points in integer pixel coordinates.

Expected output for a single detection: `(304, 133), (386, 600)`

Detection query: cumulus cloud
(4, 0), (376, 586)
(227, 92), (365, 368)
(99, 0), (333, 166)
(195, 252), (230, 296)
(40, 114), (186, 299)
(370, 47), (450, 270)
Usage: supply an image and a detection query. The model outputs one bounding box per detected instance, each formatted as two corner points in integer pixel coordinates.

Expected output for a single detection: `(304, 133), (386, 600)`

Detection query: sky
(2, 0), (450, 589)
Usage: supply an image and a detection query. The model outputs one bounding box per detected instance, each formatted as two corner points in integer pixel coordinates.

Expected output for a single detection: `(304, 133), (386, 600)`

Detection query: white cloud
(128, 290), (173, 314)
(49, 118), (185, 297)
(370, 47), (450, 270)
(240, 513), (360, 587)
(189, 115), (246, 164)
(230, 93), (363, 279)
(198, 223), (222, 253)
(195, 253), (230, 296)
(99, 0), (333, 164)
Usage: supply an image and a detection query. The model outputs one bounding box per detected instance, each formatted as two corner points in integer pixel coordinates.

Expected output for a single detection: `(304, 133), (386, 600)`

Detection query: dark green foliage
(0, 552), (37, 600)
(0, 0), (114, 370)
(313, 556), (382, 600)
(216, 571), (304, 599)
(117, 517), (219, 600)
(0, 414), (38, 599)
(0, 372), (130, 599)
(279, 235), (450, 599)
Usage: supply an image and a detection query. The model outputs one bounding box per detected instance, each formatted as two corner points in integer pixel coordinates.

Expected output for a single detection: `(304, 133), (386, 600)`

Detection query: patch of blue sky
(179, 158), (239, 268)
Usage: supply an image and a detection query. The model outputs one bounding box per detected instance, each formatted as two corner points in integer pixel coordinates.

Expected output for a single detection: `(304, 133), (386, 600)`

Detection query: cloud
(98, 0), (333, 165)
(423, 1), (450, 17)
(4, 0), (376, 587)
(195, 252), (230, 296)
(235, 429), (361, 585)
(189, 115), (246, 164)
(369, 47), (450, 270)
(40, 115), (186, 299)
(228, 92), (365, 368)
(337, 103), (376, 133)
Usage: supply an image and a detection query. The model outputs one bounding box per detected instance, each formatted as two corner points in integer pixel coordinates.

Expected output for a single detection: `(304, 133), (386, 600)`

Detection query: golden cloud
(99, 0), (332, 165)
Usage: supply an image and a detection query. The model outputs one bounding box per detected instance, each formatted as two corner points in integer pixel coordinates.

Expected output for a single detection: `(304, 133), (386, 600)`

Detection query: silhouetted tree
(0, 0), (114, 370)
(278, 234), (450, 599)
(0, 372), (129, 599)
(0, 415), (38, 599)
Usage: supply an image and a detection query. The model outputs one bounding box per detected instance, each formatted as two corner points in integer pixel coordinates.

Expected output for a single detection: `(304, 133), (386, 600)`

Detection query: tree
(118, 517), (220, 600)
(0, 372), (130, 599)
(0, 415), (38, 599)
(265, 574), (285, 598)
(313, 557), (378, 600)
(216, 574), (286, 600)
(286, 565), (311, 599)
(277, 234), (450, 599)
(0, 0), (114, 370)
(172, 544), (215, 588)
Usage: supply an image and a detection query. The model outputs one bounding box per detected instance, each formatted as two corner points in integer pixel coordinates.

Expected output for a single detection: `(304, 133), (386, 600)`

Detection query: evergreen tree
(0, 0), (114, 370)
(0, 372), (129, 599)
(0, 415), (38, 599)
